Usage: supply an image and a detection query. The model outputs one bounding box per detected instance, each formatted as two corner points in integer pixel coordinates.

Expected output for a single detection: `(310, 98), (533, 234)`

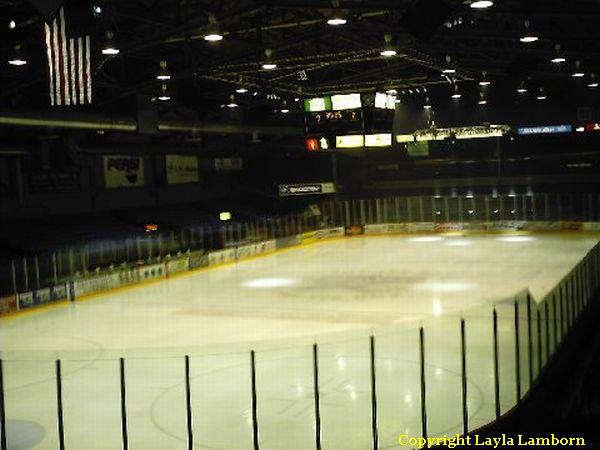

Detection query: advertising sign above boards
(278, 182), (336, 197)
(517, 125), (573, 135)
(165, 154), (198, 184)
(104, 155), (144, 188)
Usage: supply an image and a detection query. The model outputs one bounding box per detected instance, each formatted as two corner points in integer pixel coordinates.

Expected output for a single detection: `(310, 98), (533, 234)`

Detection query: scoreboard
(304, 92), (396, 151)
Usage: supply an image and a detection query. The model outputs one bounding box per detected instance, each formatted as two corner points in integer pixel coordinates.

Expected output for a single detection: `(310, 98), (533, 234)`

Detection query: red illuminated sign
(306, 138), (319, 151)
(585, 123), (600, 132)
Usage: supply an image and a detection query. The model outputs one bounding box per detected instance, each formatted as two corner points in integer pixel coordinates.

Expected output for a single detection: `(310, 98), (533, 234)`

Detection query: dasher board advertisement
(166, 154), (199, 184)
(278, 182), (335, 197)
(104, 155), (144, 188)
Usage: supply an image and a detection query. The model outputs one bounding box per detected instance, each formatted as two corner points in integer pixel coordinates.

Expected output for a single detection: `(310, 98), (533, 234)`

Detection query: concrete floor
(1, 233), (598, 449)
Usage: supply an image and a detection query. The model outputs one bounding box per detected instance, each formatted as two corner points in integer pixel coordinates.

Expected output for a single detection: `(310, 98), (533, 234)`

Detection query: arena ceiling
(2, 0), (600, 121)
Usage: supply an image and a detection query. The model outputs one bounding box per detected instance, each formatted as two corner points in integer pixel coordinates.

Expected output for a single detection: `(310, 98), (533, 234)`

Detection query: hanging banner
(166, 154), (199, 184)
(104, 155), (144, 188)
(278, 182), (336, 197)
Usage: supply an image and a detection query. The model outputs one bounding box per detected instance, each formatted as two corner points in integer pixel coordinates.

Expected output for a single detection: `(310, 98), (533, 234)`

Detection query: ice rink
(1, 233), (599, 449)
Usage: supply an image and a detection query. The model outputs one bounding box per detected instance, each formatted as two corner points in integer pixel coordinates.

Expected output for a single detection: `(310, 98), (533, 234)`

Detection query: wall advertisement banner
(0, 295), (18, 315)
(51, 284), (68, 301)
(345, 225), (364, 236)
(560, 221), (583, 231)
(74, 272), (123, 297)
(189, 251), (209, 269)
(34, 288), (52, 306)
(137, 263), (166, 281)
(407, 222), (435, 232)
(301, 231), (317, 244)
(364, 224), (391, 235)
(582, 222), (600, 231)
(166, 257), (190, 275)
(18, 291), (35, 309)
(434, 222), (463, 233)
(486, 221), (526, 231)
(104, 155), (144, 188)
(315, 227), (344, 239)
(276, 235), (301, 249)
(166, 154), (199, 184)
(208, 249), (236, 266)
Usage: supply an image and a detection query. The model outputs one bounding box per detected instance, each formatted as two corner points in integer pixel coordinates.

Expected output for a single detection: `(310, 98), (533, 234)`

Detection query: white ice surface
(1, 234), (598, 449)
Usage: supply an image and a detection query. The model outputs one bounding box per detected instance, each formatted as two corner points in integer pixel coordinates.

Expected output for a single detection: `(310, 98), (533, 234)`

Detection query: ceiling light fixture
(589, 74), (598, 88)
(204, 14), (223, 41)
(262, 48), (277, 69)
(8, 20), (16, 29)
(537, 88), (547, 100)
(102, 30), (119, 55)
(572, 60), (585, 77)
(157, 84), (170, 101)
(451, 84), (461, 99)
(236, 87), (248, 93)
(380, 33), (397, 57)
(520, 20), (538, 43)
(156, 60), (170, 80)
(327, 18), (347, 26)
(8, 44), (27, 66)
(470, 0), (493, 8)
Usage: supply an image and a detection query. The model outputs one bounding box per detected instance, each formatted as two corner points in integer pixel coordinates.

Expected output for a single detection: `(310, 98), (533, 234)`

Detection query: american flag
(43, 6), (92, 106)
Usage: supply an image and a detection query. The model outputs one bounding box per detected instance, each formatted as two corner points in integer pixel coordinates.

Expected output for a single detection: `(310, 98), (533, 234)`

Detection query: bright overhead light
(537, 95), (547, 100)
(8, 20), (16, 29)
(442, 68), (456, 74)
(478, 99), (487, 105)
(158, 95), (171, 101)
(572, 72), (585, 78)
(470, 0), (493, 8)
(92, 5), (103, 15)
(102, 47), (120, 55)
(520, 36), (538, 43)
(204, 33), (223, 41)
(380, 49), (397, 57)
(8, 58), (27, 66)
(424, 104), (432, 109)
(451, 93), (461, 99)
(327, 18), (347, 26)
(479, 80), (491, 86)
(227, 102), (238, 108)
(156, 74), (171, 80)
(262, 63), (277, 70)
(517, 88), (527, 93)
(386, 88), (397, 95)
(236, 87), (248, 93)
(280, 108), (289, 113)
(589, 82), (599, 88)
(551, 57), (566, 63)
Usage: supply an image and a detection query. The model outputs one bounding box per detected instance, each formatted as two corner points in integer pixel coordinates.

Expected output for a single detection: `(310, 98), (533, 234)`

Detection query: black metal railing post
(514, 301), (521, 403)
(492, 308), (501, 420)
(119, 357), (128, 450)
(552, 295), (558, 349)
(369, 335), (378, 450)
(313, 344), (322, 450)
(526, 294), (533, 386)
(184, 355), (193, 450)
(250, 350), (260, 450)
(419, 326), (428, 441)
(56, 360), (65, 450)
(544, 302), (550, 362)
(460, 318), (468, 435)
(536, 309), (542, 374)
(0, 359), (6, 450)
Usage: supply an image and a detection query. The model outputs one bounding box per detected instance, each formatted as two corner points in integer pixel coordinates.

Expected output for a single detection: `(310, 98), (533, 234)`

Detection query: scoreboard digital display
(303, 92), (396, 151)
